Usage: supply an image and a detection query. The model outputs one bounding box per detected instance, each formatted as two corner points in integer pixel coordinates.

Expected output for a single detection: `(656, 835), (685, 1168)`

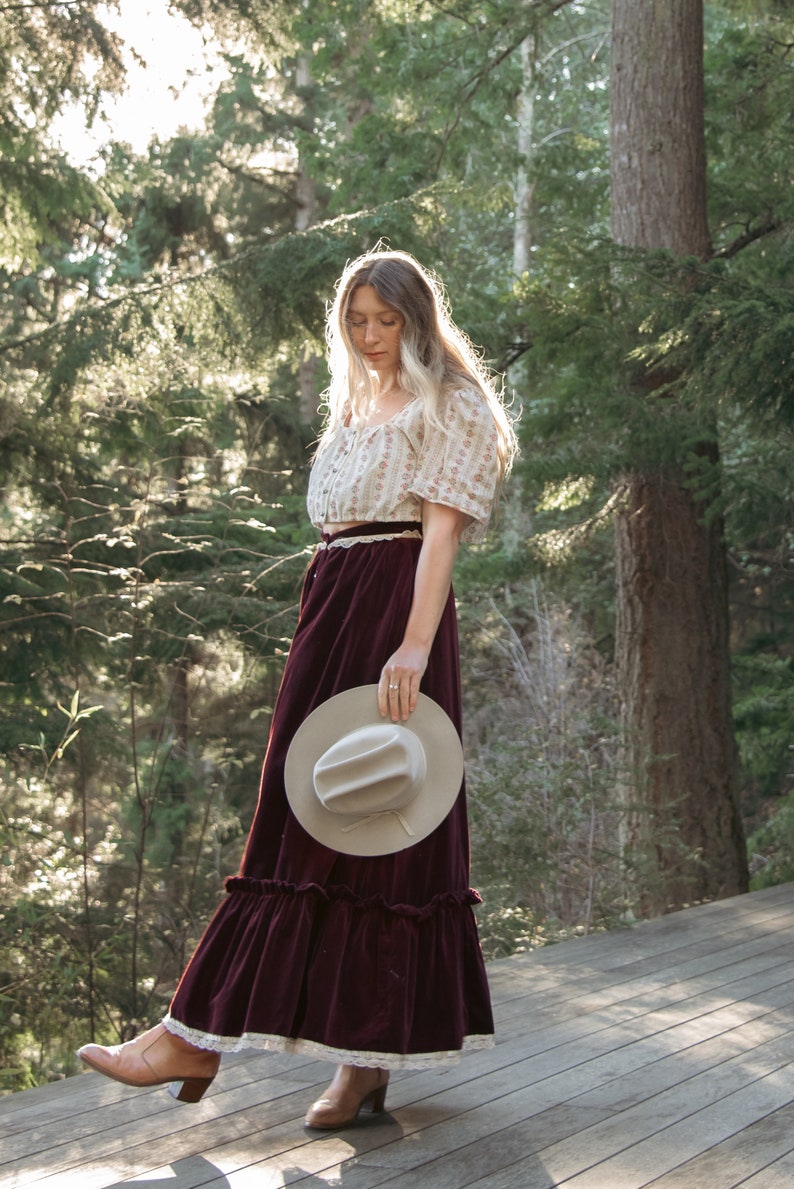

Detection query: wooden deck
(3, 881), (794, 1189)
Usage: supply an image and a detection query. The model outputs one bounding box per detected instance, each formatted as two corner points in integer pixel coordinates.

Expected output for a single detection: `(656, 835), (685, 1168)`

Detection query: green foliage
(734, 655), (794, 805)
(748, 790), (794, 890)
(461, 585), (627, 953)
(1, 260), (318, 1086)
(0, 149), (115, 271)
(0, 2), (125, 269)
(705, 9), (794, 249)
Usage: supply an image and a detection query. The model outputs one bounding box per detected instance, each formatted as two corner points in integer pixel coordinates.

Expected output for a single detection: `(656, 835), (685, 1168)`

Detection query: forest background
(1, 0), (792, 1092)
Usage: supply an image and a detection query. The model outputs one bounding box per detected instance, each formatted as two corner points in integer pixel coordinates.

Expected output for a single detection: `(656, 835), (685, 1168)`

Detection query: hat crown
(313, 724), (427, 818)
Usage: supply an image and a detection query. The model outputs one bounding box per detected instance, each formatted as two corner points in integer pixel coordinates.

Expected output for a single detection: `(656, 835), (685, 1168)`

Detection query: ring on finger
(388, 683), (399, 690)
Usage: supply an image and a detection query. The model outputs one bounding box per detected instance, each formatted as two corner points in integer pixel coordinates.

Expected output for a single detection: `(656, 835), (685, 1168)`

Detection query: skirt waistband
(318, 522), (423, 551)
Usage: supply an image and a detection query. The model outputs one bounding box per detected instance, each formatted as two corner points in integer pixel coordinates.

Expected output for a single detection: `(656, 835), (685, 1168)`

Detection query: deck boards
(2, 882), (793, 1188)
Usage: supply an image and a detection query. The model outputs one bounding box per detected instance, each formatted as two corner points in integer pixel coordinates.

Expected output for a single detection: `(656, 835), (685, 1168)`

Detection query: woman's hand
(378, 642), (429, 722)
(377, 501), (469, 722)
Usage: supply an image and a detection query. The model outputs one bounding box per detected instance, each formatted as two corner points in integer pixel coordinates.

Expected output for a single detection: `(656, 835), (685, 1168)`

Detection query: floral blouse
(306, 387), (500, 544)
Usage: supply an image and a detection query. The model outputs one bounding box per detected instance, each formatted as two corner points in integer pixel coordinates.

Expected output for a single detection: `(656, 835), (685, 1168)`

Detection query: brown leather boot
(304, 1064), (389, 1130)
(78, 1023), (220, 1103)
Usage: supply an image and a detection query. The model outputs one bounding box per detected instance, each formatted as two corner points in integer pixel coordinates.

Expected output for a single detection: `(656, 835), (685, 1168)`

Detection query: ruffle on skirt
(166, 523), (495, 1069)
(164, 875), (494, 1069)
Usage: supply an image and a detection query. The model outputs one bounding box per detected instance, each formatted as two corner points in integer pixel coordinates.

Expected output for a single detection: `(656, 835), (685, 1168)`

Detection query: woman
(79, 247), (516, 1129)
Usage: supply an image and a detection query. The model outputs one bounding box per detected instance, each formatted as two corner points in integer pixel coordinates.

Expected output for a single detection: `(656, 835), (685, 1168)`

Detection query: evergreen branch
(715, 216), (789, 260)
(427, 0), (578, 22)
(539, 28), (607, 68)
(498, 339), (534, 371)
(435, 30), (529, 168)
(0, 197), (428, 359)
(434, 5), (603, 171)
(217, 159), (297, 189)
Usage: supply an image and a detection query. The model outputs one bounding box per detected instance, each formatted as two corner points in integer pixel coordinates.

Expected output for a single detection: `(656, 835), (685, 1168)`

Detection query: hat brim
(284, 685), (464, 856)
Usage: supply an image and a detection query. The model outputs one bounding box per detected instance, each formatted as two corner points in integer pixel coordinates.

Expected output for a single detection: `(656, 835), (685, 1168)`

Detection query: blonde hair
(321, 247), (517, 485)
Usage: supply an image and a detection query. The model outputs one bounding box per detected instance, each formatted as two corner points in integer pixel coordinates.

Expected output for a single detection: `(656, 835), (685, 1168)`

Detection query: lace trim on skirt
(162, 1014), (495, 1069)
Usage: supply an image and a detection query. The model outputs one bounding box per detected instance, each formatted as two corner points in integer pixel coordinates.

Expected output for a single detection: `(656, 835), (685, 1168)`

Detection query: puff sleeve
(406, 388), (500, 543)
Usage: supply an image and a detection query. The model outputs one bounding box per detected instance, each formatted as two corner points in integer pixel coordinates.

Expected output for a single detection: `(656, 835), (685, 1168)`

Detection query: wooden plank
(489, 917), (794, 1029)
(13, 968), (794, 1188)
(641, 1101), (794, 1188)
(735, 1148), (794, 1189)
(10, 949), (787, 1175)
(145, 987), (794, 1189)
(1, 883), (793, 1189)
(7, 994), (794, 1189)
(457, 1049), (794, 1189)
(260, 1021), (794, 1189)
(491, 913), (794, 1012)
(484, 885), (794, 981)
(5, 1002), (791, 1189)
(492, 942), (794, 1038)
(552, 1065), (794, 1188)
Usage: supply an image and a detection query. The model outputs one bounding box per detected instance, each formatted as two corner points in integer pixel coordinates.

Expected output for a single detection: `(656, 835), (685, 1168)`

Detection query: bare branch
(0, 1), (83, 9)
(715, 215), (788, 260)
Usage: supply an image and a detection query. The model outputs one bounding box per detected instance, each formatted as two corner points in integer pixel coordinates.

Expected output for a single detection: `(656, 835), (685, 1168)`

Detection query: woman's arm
(378, 500), (470, 722)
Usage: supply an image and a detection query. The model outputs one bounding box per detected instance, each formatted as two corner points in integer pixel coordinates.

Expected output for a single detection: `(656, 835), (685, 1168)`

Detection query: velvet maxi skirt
(164, 523), (495, 1070)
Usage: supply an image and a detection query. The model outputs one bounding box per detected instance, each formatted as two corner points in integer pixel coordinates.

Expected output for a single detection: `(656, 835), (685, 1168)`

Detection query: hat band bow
(340, 809), (416, 838)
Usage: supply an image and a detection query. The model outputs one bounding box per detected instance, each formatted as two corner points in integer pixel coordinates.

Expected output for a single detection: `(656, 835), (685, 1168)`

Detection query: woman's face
(346, 284), (405, 379)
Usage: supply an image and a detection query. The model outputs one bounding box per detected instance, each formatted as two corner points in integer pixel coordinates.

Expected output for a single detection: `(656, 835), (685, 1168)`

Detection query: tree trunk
(513, 33), (537, 277)
(610, 0), (748, 912)
(611, 0), (711, 258)
(294, 51), (321, 423)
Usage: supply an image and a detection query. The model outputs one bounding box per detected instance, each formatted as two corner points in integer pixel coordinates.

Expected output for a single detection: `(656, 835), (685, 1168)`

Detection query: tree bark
(615, 468), (747, 909)
(294, 51), (321, 424)
(610, 0), (748, 912)
(611, 0), (710, 259)
(513, 33), (537, 277)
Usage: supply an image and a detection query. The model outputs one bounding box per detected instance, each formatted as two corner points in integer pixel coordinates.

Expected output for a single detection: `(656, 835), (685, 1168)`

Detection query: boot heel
(304, 1067), (389, 1129)
(168, 1077), (213, 1103)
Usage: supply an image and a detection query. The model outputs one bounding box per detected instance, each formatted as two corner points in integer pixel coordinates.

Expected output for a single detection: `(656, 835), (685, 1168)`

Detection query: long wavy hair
(320, 247), (517, 485)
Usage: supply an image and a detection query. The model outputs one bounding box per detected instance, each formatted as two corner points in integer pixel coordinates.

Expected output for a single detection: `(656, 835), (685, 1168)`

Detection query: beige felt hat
(284, 685), (464, 856)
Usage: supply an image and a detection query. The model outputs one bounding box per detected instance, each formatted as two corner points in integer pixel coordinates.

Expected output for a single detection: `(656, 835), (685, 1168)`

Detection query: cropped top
(306, 387), (500, 544)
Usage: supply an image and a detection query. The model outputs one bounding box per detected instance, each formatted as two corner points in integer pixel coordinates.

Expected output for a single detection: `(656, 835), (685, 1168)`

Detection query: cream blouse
(306, 387), (500, 544)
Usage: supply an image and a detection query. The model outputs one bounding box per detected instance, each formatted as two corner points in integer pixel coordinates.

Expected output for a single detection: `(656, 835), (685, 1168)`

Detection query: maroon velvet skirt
(164, 523), (494, 1069)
